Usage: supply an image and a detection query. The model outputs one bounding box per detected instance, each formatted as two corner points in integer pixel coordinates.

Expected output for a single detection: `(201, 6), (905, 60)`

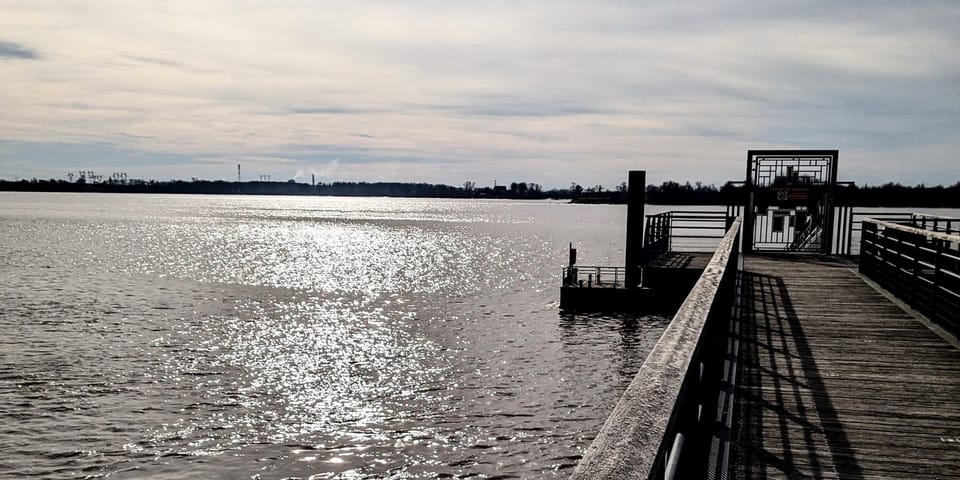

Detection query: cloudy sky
(1, 1), (958, 188)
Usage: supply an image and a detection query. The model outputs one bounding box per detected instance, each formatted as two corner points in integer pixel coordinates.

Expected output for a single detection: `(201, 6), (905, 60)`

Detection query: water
(0, 193), (671, 479)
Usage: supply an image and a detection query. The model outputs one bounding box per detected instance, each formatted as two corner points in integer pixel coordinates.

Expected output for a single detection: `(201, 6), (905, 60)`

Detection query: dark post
(821, 149), (839, 254)
(743, 151), (755, 254)
(625, 170), (646, 288)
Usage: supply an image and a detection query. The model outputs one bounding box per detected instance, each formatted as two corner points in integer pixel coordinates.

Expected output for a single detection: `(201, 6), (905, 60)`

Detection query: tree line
(0, 178), (556, 199)
(1, 178), (958, 207)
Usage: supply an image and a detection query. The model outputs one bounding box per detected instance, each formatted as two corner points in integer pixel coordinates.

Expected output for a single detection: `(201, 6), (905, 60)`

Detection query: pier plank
(731, 255), (960, 480)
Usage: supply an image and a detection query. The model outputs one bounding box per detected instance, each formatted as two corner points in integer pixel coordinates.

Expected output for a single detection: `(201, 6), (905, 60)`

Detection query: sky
(0, 1), (958, 188)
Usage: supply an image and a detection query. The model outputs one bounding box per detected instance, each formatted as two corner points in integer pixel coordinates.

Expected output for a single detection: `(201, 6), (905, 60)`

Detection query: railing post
(911, 232), (922, 304)
(847, 209), (855, 256)
(661, 215), (666, 249)
(859, 221), (873, 274)
(896, 232), (906, 300)
(933, 238), (943, 321)
(667, 213), (673, 252)
(877, 222), (886, 279)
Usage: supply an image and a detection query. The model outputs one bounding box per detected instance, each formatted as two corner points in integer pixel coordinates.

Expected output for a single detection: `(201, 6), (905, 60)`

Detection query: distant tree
(3, 177), (954, 206)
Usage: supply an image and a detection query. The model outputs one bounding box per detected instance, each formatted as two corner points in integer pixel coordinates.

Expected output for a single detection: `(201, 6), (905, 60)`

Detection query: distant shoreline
(2, 179), (958, 208)
(0, 179), (561, 200)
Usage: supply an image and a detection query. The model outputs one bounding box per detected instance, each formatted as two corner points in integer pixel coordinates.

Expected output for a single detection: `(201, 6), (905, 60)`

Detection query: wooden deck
(731, 255), (960, 480)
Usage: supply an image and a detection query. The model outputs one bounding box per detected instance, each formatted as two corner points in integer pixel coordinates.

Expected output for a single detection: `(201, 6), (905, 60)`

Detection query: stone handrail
(571, 217), (742, 479)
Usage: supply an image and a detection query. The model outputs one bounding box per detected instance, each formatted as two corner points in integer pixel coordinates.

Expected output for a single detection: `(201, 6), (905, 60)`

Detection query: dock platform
(731, 255), (960, 479)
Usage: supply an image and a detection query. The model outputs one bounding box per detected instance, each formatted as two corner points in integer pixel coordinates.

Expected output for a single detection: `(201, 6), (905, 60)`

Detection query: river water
(0, 193), (672, 479)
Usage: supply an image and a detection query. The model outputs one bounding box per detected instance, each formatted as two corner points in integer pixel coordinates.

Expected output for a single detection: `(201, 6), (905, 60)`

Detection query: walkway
(731, 255), (960, 479)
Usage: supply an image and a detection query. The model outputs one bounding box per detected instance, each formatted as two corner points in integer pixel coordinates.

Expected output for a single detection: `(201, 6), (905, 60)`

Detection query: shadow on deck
(731, 255), (960, 479)
(733, 269), (863, 479)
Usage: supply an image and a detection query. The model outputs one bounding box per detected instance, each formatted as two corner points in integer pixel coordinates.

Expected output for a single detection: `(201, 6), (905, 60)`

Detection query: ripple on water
(0, 194), (668, 478)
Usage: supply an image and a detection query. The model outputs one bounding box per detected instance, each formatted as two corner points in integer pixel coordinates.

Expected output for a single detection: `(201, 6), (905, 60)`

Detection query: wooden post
(625, 170), (646, 289)
(911, 232), (922, 304)
(933, 238), (943, 321)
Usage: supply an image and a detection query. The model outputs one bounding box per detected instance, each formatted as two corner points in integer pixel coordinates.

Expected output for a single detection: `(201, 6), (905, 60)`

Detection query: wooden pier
(570, 214), (960, 480)
(569, 155), (959, 479)
(731, 255), (960, 479)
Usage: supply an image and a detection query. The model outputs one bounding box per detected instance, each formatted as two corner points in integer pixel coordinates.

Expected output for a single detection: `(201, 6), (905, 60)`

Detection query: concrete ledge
(570, 217), (741, 480)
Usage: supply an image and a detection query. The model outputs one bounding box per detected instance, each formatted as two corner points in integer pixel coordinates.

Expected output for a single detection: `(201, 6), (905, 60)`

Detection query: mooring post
(625, 170), (646, 288)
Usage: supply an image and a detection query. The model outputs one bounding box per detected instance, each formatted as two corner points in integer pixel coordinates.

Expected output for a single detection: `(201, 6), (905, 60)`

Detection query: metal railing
(911, 213), (960, 234)
(571, 217), (742, 480)
(561, 210), (732, 290)
(833, 208), (913, 255)
(643, 210), (733, 256)
(860, 218), (960, 335)
(833, 210), (959, 256)
(562, 265), (626, 288)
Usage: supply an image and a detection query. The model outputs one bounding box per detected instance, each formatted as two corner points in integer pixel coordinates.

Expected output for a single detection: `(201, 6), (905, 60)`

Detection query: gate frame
(743, 149), (839, 254)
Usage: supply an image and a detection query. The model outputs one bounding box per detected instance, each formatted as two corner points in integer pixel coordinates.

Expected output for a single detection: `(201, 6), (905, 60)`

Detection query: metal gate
(743, 150), (838, 254)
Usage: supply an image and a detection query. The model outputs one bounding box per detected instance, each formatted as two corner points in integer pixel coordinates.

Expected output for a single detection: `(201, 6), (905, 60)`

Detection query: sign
(773, 187), (809, 202)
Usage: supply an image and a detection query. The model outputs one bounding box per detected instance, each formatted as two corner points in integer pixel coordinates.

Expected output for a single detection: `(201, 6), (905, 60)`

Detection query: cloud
(0, 40), (39, 59)
(286, 107), (378, 115)
(0, 1), (958, 187)
(122, 54), (187, 69)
